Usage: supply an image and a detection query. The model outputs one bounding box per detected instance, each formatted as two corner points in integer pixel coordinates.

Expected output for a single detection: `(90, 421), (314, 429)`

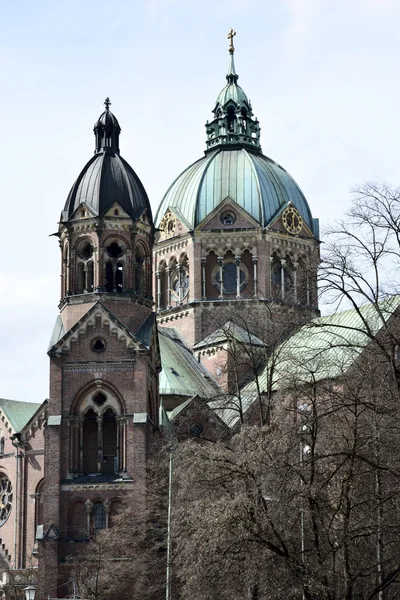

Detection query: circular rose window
(0, 476), (13, 526)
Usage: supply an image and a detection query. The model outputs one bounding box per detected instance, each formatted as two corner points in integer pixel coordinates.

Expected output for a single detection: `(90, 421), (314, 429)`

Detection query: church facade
(0, 34), (321, 598)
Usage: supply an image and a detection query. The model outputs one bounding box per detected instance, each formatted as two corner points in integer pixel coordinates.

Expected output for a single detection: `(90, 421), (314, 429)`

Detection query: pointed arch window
(93, 503), (106, 530)
(104, 241), (125, 293)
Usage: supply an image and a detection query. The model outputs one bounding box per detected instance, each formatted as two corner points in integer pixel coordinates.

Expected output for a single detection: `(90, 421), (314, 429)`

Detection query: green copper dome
(155, 35), (318, 237)
(155, 148), (317, 234)
(215, 53), (250, 108)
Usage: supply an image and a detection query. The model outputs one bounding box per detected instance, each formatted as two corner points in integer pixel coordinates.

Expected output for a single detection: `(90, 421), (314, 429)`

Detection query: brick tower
(38, 99), (159, 598)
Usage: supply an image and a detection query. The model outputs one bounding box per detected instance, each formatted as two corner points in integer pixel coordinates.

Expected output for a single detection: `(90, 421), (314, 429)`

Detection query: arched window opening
(283, 256), (295, 302)
(35, 479), (44, 535)
(87, 261), (94, 292)
(157, 262), (168, 310)
(297, 259), (310, 306)
(105, 261), (114, 292)
(135, 246), (147, 295)
(0, 437), (4, 456)
(116, 262), (124, 293)
(77, 262), (85, 294)
(83, 409), (98, 474)
(227, 107), (236, 132)
(103, 409), (117, 475)
(271, 253), (282, 300)
(93, 503), (106, 530)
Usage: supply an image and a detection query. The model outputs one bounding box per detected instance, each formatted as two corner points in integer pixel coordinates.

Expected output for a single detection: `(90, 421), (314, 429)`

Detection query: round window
(171, 267), (190, 302)
(221, 211), (236, 226)
(189, 423), (204, 436)
(91, 338), (106, 353)
(78, 242), (93, 260)
(0, 476), (13, 527)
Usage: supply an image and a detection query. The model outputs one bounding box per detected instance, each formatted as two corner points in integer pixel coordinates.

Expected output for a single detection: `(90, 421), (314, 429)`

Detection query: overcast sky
(0, 0), (399, 403)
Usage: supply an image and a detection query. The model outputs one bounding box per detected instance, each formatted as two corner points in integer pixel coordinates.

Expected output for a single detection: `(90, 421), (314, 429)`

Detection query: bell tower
(38, 100), (160, 599)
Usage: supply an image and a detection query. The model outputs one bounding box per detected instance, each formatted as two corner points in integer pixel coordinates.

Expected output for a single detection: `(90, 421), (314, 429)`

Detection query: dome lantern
(205, 30), (261, 153)
(94, 97), (121, 155)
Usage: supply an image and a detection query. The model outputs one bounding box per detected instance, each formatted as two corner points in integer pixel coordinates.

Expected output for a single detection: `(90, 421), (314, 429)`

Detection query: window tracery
(70, 387), (125, 477)
(105, 240), (125, 293)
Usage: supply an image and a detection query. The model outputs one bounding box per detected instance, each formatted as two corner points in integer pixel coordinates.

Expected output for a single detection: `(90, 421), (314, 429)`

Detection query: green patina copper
(155, 33), (318, 236)
(0, 398), (42, 433)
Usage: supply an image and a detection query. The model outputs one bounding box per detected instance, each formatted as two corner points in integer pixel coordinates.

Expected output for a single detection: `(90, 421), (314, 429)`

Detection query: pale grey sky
(1, 0), (399, 402)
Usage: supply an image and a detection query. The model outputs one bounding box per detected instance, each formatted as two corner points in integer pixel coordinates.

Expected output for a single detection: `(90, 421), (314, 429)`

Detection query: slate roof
(159, 328), (222, 398)
(0, 398), (42, 433)
(63, 152), (151, 222)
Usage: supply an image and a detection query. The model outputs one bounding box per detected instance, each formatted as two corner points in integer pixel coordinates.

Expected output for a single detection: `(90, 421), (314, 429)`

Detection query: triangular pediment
(104, 202), (130, 219)
(48, 302), (147, 356)
(267, 202), (314, 239)
(68, 202), (97, 221)
(156, 207), (191, 242)
(196, 197), (261, 231)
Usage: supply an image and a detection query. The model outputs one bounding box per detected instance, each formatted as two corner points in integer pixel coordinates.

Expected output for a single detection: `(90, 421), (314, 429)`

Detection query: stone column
(253, 256), (258, 297)
(166, 267), (172, 308)
(85, 500), (93, 537)
(218, 257), (224, 299)
(104, 499), (111, 529)
(235, 256), (241, 298)
(97, 416), (103, 473)
(177, 264), (182, 303)
(156, 271), (161, 311)
(293, 262), (298, 303)
(201, 258), (206, 300)
(280, 259), (286, 301)
(79, 417), (84, 473)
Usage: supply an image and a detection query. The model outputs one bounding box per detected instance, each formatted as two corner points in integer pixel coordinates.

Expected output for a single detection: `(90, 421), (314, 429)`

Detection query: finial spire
(226, 29), (238, 84)
(104, 97), (111, 111)
(227, 28), (236, 54)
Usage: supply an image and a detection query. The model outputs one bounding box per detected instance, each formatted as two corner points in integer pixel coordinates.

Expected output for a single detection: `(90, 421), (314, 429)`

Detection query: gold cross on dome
(227, 28), (236, 54)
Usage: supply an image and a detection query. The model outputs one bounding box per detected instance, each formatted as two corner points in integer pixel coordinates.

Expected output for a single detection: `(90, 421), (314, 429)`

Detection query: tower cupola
(205, 29), (261, 152)
(94, 97), (121, 154)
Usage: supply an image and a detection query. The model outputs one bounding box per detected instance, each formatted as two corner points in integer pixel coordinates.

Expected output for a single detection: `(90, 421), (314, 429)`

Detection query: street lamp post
(23, 585), (36, 600)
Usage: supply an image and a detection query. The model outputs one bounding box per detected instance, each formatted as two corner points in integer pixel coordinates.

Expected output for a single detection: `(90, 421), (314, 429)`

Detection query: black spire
(93, 98), (121, 155)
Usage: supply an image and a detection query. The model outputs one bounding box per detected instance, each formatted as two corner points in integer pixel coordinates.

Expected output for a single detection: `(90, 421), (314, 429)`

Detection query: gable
(104, 202), (131, 219)
(48, 302), (146, 357)
(267, 202), (315, 239)
(67, 201), (97, 221)
(196, 197), (261, 232)
(156, 207), (191, 242)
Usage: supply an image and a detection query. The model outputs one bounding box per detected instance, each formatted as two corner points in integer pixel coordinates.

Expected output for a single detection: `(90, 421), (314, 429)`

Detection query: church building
(0, 32), (321, 598)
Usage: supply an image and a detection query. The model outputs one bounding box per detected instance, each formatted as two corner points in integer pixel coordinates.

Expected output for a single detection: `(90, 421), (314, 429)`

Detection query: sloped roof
(0, 398), (42, 433)
(135, 313), (156, 349)
(243, 297), (400, 394)
(193, 321), (265, 350)
(208, 393), (259, 430)
(48, 301), (149, 355)
(159, 328), (221, 398)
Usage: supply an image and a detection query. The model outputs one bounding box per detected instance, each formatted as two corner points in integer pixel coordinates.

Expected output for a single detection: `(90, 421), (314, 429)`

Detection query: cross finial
(227, 28), (236, 54)
(104, 97), (111, 111)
